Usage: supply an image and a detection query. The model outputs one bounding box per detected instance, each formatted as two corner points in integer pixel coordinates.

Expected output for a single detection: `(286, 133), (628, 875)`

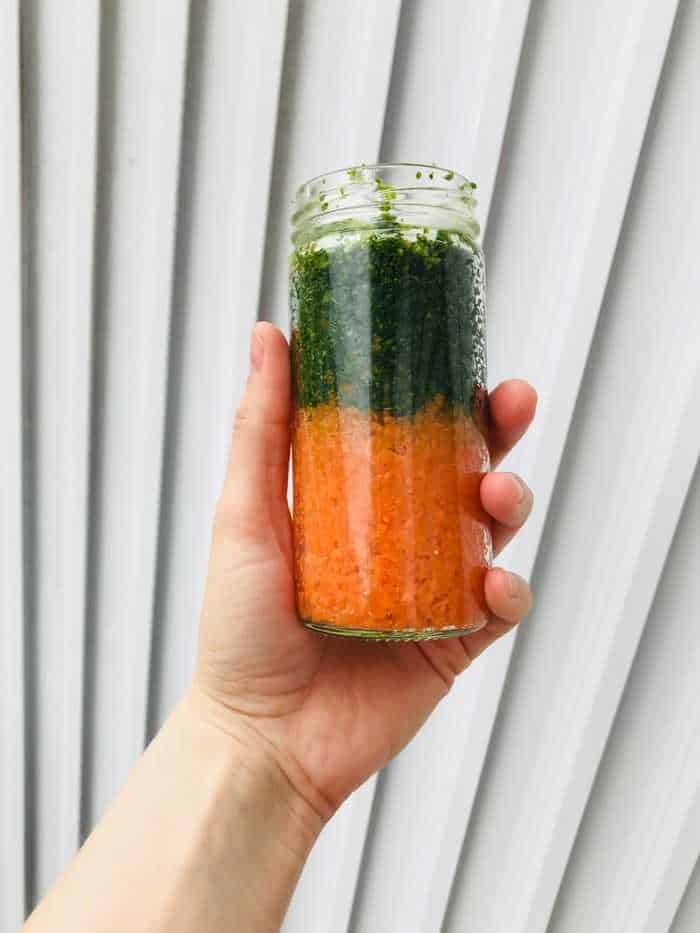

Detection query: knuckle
(211, 498), (239, 538)
(233, 402), (290, 443)
(233, 403), (257, 436)
(212, 495), (268, 544)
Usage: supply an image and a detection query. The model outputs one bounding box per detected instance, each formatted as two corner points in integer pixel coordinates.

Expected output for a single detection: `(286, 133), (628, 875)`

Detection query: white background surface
(1, 1), (699, 930)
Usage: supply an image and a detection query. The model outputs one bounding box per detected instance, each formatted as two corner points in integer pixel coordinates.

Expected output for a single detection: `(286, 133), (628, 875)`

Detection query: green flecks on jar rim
(295, 161), (477, 198)
(291, 162), (480, 245)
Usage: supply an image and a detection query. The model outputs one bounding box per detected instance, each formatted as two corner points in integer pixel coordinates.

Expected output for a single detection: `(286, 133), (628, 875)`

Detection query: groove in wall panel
(444, 2), (699, 924)
(147, 0), (289, 735)
(19, 0), (101, 902)
(0, 2), (26, 926)
(82, 0), (191, 835)
(380, 0), (532, 221)
(672, 859), (700, 933)
(549, 456), (700, 932)
(645, 799), (700, 933)
(351, 1), (679, 930)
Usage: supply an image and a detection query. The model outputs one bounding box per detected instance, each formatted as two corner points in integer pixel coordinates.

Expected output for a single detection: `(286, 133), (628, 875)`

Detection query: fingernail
(250, 326), (265, 372)
(506, 571), (525, 599)
(510, 474), (526, 504)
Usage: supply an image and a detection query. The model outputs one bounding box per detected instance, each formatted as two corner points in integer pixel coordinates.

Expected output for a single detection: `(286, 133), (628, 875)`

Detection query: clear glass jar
(289, 163), (491, 640)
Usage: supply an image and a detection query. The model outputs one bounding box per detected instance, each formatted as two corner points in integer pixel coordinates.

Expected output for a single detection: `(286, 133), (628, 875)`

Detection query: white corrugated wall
(1, 1), (699, 930)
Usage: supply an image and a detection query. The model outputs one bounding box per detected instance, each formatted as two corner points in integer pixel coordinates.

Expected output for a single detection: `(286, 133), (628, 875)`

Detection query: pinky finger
(459, 568), (532, 665)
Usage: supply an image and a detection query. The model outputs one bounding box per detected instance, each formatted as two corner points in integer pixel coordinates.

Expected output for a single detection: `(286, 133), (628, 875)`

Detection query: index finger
(487, 380), (538, 467)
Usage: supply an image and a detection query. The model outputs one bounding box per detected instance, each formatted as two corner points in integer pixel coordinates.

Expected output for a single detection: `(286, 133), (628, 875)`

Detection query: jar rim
(292, 162), (479, 244)
(295, 162), (476, 197)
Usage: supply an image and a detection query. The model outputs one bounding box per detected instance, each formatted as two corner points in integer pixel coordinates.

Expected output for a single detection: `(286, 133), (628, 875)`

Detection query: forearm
(25, 691), (322, 933)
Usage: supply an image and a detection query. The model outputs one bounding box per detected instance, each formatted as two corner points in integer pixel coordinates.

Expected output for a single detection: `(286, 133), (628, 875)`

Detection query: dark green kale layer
(290, 229), (486, 418)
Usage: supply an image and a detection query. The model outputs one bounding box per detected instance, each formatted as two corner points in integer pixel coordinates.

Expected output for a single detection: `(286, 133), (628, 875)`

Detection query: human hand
(191, 322), (536, 824)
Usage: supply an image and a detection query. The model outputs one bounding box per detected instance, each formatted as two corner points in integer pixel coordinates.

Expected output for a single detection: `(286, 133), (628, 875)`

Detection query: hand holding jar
(196, 317), (535, 814)
(197, 166), (535, 814)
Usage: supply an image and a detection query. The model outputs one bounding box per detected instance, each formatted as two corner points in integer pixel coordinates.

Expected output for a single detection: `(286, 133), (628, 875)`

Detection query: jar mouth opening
(292, 162), (479, 244)
(295, 162), (475, 198)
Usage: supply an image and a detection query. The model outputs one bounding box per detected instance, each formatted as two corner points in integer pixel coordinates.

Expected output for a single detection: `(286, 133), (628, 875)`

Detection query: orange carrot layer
(292, 400), (492, 634)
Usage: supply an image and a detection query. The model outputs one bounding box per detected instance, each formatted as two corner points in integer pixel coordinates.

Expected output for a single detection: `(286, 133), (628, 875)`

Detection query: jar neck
(291, 163), (480, 248)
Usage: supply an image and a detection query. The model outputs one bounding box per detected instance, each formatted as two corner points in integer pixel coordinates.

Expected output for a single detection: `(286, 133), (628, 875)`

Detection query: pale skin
(25, 323), (536, 932)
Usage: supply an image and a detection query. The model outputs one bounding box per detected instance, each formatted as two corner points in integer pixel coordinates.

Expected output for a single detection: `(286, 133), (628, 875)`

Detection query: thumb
(217, 322), (291, 538)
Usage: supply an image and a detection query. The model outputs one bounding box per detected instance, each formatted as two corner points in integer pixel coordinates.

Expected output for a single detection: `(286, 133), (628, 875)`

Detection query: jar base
(302, 619), (485, 642)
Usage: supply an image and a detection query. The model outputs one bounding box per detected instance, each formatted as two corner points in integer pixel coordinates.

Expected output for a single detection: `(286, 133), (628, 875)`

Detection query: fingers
(458, 568), (533, 664)
(488, 380), (537, 467)
(485, 567), (532, 622)
(217, 323), (291, 537)
(481, 472), (534, 556)
(481, 380), (536, 559)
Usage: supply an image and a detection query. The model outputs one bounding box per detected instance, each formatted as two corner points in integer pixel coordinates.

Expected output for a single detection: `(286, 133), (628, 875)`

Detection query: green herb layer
(290, 229), (486, 418)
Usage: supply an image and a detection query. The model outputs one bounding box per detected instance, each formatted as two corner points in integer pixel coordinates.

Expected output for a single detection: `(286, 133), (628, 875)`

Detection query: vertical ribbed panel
(380, 0), (532, 220)
(444, 1), (698, 926)
(7, 1), (700, 926)
(82, 0), (190, 836)
(550, 462), (700, 931)
(148, 0), (289, 736)
(672, 860), (700, 933)
(0, 3), (25, 928)
(20, 0), (101, 898)
(353, 1), (682, 930)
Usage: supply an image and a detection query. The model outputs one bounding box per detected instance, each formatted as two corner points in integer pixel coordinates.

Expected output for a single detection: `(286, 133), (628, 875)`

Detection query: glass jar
(289, 163), (491, 640)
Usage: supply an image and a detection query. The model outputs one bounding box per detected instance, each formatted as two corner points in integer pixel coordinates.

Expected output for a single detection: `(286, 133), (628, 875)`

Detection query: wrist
(177, 686), (324, 855)
(26, 689), (322, 933)
(137, 689), (324, 932)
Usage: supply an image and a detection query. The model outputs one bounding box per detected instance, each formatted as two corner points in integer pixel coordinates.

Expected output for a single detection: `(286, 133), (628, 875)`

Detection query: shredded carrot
(292, 399), (492, 635)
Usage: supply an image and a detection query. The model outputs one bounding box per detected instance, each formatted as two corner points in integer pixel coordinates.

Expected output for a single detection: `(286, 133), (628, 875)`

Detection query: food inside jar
(290, 223), (491, 638)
